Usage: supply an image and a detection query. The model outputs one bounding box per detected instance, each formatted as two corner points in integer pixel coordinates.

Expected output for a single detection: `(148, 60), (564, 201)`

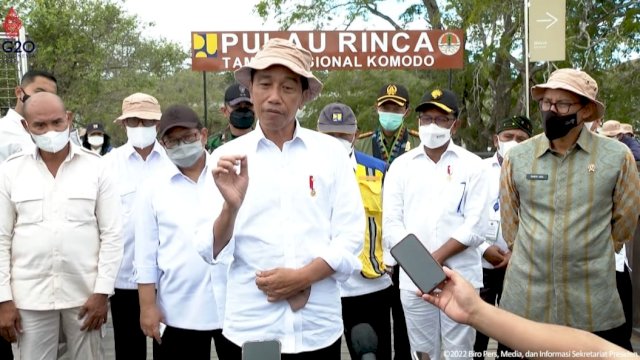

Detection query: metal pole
(524, 0), (530, 119)
(203, 71), (208, 128)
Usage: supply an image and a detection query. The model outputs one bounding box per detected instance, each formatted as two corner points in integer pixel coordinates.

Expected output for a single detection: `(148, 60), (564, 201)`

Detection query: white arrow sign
(536, 12), (558, 29)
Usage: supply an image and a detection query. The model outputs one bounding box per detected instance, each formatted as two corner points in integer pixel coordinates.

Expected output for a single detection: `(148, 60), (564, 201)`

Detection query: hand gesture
(140, 303), (164, 344)
(417, 267), (480, 325)
(483, 245), (505, 267)
(255, 268), (306, 302)
(213, 155), (249, 210)
(0, 300), (21, 342)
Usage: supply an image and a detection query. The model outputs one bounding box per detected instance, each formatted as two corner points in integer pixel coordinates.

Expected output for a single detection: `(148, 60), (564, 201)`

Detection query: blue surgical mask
(378, 112), (404, 131)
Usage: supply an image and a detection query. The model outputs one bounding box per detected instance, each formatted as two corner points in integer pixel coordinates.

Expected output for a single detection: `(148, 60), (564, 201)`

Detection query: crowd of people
(0, 38), (638, 360)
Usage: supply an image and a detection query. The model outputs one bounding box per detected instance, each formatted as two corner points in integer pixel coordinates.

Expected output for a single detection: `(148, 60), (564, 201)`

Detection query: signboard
(529, 0), (566, 61)
(191, 30), (464, 72)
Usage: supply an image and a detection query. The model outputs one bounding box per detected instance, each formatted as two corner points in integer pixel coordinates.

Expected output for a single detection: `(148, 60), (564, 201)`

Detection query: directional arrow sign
(529, 0), (566, 61)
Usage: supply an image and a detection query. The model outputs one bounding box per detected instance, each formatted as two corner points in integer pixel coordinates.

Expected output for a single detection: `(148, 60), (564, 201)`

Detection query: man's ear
(402, 107), (410, 119)
(450, 119), (460, 135)
(579, 103), (595, 124)
(14, 86), (22, 100)
(492, 134), (499, 149)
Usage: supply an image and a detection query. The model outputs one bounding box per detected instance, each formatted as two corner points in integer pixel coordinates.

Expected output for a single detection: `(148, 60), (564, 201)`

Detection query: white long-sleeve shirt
(0, 143), (123, 309)
(0, 109), (34, 163)
(200, 122), (364, 353)
(383, 142), (488, 290)
(134, 153), (228, 330)
(478, 153), (510, 269)
(103, 142), (172, 289)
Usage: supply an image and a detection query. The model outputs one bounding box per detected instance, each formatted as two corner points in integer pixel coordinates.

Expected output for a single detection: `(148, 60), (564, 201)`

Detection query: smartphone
(242, 340), (281, 360)
(390, 233), (446, 294)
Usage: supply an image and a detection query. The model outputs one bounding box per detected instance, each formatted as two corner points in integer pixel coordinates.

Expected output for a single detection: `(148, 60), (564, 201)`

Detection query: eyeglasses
(162, 131), (200, 149)
(123, 118), (157, 127)
(418, 114), (454, 127)
(539, 99), (582, 115)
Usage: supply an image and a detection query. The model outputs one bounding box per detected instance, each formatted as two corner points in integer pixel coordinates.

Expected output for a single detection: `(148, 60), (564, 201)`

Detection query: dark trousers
(155, 326), (235, 360)
(224, 336), (341, 360)
(615, 266), (633, 351)
(390, 265), (411, 360)
(110, 288), (159, 360)
(474, 268), (506, 360)
(342, 286), (392, 360)
(0, 337), (11, 360)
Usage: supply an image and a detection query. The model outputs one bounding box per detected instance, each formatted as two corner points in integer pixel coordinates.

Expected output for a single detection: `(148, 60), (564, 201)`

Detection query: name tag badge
(526, 173), (548, 181)
(485, 220), (500, 243)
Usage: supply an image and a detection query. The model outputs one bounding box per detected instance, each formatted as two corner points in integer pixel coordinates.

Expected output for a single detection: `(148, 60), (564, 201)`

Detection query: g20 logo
(2, 40), (36, 53)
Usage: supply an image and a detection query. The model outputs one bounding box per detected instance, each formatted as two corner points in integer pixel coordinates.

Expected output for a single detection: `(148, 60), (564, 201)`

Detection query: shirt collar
(410, 140), (461, 161)
(168, 151), (211, 183)
(125, 140), (165, 160)
(250, 119), (307, 151)
(4, 108), (24, 123)
(534, 127), (594, 158)
(490, 152), (501, 167)
(30, 141), (82, 162)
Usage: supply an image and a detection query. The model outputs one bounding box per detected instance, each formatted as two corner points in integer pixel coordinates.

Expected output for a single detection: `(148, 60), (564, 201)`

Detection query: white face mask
(336, 137), (354, 156)
(419, 123), (451, 149)
(583, 121), (594, 132)
(126, 126), (157, 148)
(31, 127), (70, 153)
(497, 140), (518, 158)
(88, 135), (104, 147)
(166, 141), (204, 168)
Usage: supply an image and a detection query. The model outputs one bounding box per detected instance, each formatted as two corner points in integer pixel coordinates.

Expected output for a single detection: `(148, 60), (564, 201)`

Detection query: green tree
(256, 0), (640, 151)
(1, 0), (188, 146)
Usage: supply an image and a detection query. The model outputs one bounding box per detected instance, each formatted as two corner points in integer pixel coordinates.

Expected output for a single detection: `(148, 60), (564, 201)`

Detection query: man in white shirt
(383, 89), (489, 360)
(103, 93), (170, 360)
(135, 105), (234, 359)
(0, 92), (123, 359)
(472, 115), (532, 360)
(317, 103), (393, 360)
(0, 70), (57, 163)
(206, 38), (364, 359)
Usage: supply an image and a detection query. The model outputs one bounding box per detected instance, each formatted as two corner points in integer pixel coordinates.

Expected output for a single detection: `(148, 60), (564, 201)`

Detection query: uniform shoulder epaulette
(408, 129), (420, 137)
(358, 131), (374, 139)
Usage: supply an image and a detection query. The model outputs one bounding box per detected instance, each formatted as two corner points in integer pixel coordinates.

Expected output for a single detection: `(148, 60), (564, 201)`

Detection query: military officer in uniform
(206, 83), (255, 151)
(355, 83), (420, 166)
(355, 83), (415, 360)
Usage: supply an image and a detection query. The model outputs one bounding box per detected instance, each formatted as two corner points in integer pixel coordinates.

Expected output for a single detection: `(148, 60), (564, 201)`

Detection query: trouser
(110, 288), (159, 360)
(12, 307), (103, 360)
(615, 266), (633, 351)
(391, 265), (411, 360)
(341, 285), (392, 360)
(223, 337), (341, 360)
(155, 326), (235, 360)
(0, 336), (12, 360)
(401, 289), (477, 360)
(473, 267), (506, 360)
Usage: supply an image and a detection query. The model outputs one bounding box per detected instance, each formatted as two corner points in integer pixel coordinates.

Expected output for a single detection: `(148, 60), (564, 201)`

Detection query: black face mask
(20, 88), (30, 103)
(229, 108), (255, 129)
(542, 111), (579, 141)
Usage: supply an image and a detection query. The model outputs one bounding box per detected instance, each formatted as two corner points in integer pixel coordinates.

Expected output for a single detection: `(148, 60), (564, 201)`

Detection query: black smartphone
(241, 340), (281, 360)
(390, 233), (446, 294)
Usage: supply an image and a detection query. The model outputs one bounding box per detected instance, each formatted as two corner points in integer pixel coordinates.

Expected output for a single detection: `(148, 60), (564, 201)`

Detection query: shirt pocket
(12, 190), (44, 225)
(66, 188), (97, 222)
(444, 181), (467, 214)
(357, 175), (383, 213)
(119, 186), (136, 216)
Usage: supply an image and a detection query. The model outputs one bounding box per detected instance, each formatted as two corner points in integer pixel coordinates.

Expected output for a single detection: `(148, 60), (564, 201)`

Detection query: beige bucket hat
(115, 93), (162, 122)
(234, 38), (323, 104)
(599, 120), (621, 137)
(531, 68), (605, 122)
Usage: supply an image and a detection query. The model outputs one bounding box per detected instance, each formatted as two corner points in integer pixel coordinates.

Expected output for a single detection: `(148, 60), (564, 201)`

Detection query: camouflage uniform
(206, 126), (241, 152)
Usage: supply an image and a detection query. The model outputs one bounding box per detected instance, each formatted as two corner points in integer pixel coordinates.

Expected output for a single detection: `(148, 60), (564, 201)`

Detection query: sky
(122, 0), (418, 52)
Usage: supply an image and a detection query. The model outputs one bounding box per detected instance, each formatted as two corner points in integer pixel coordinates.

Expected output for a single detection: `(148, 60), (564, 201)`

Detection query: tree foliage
(256, 0), (640, 150)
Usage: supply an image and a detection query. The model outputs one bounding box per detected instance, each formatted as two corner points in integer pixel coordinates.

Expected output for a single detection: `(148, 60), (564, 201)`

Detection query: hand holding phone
(390, 233), (446, 294)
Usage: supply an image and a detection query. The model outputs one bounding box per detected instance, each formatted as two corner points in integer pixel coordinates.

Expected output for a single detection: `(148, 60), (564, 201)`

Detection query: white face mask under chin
(497, 140), (518, 158)
(336, 137), (354, 156)
(126, 126), (157, 148)
(419, 123), (451, 149)
(32, 128), (70, 153)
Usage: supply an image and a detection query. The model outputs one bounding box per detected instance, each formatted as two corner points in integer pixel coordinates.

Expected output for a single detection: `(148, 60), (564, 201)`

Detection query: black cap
(415, 89), (459, 117)
(158, 105), (202, 139)
(376, 84), (409, 107)
(86, 122), (105, 135)
(224, 83), (252, 106)
(496, 115), (533, 137)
